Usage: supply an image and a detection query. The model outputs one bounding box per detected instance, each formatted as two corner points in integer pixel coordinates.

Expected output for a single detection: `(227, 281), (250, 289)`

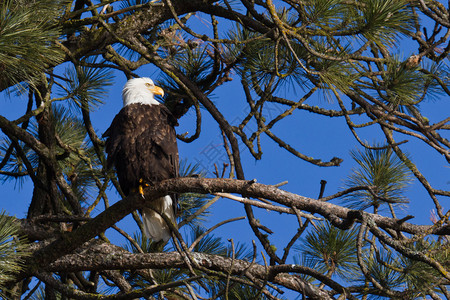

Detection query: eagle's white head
(122, 77), (165, 107)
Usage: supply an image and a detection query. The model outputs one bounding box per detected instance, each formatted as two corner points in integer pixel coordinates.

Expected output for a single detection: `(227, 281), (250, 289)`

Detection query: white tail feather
(142, 195), (176, 242)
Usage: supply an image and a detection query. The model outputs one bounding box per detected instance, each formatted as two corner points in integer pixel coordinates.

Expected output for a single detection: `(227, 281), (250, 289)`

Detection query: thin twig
(189, 217), (245, 251)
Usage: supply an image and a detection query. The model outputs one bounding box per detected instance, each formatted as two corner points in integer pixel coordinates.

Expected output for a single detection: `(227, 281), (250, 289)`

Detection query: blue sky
(1, 61), (449, 253)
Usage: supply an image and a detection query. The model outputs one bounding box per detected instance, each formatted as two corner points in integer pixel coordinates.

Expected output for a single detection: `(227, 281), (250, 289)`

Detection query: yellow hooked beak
(149, 85), (164, 97)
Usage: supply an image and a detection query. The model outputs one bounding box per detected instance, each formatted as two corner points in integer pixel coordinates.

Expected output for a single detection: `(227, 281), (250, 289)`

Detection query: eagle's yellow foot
(138, 178), (149, 198)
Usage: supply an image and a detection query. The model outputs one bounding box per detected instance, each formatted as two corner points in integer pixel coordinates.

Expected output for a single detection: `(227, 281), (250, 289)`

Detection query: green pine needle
(0, 211), (30, 298)
(342, 145), (413, 211)
(0, 0), (66, 86)
(295, 221), (360, 279)
(64, 60), (114, 111)
(358, 0), (414, 46)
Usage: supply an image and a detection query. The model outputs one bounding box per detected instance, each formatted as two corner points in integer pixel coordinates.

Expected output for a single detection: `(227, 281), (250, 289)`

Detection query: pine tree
(0, 0), (449, 298)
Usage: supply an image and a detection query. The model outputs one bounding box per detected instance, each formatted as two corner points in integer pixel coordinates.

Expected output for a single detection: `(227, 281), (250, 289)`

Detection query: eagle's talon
(139, 181), (146, 198)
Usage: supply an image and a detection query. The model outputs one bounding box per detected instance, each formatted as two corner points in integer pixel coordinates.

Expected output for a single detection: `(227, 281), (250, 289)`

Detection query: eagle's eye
(145, 83), (152, 87)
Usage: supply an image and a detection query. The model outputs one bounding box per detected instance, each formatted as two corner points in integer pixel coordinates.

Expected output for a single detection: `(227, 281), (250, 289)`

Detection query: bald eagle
(104, 77), (179, 242)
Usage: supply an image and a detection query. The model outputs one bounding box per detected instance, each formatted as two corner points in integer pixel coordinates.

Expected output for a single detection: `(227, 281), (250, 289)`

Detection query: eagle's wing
(104, 104), (179, 196)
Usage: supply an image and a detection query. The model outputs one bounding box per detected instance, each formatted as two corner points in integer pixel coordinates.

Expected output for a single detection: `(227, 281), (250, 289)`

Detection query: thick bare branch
(46, 242), (337, 299)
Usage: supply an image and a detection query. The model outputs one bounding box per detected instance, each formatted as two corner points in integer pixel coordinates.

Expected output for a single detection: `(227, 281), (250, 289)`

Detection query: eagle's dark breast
(104, 103), (179, 196)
